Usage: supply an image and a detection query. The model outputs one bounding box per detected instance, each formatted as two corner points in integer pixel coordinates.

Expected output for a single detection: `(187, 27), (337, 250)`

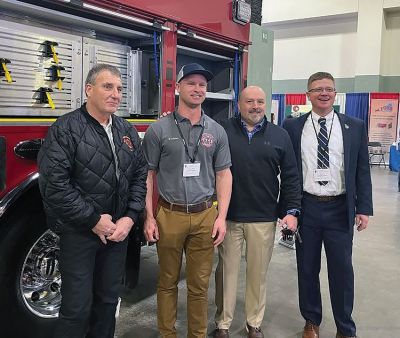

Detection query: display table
(389, 145), (400, 172)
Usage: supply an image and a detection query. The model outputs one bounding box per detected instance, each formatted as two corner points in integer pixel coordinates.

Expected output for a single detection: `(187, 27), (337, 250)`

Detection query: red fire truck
(0, 0), (258, 336)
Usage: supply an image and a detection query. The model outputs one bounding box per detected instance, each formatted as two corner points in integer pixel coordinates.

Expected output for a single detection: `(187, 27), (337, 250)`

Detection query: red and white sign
(369, 98), (399, 151)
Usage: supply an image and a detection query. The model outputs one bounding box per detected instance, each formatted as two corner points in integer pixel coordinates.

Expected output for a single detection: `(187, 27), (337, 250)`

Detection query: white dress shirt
(102, 118), (120, 180)
(301, 110), (345, 196)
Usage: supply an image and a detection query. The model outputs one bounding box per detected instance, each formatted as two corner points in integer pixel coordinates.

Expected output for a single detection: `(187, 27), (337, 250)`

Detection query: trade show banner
(369, 99), (399, 151)
(285, 105), (312, 118)
(285, 105), (340, 118)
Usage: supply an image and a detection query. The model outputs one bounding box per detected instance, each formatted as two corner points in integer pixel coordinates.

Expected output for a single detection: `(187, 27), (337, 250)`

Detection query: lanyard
(311, 112), (335, 146)
(173, 112), (205, 163)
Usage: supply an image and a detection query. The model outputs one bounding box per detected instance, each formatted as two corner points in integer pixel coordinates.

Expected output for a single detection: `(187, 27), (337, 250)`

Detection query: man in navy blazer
(283, 72), (373, 338)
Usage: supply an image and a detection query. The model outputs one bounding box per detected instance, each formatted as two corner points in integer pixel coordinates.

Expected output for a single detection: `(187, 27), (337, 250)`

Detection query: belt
(158, 197), (214, 213)
(303, 191), (346, 202)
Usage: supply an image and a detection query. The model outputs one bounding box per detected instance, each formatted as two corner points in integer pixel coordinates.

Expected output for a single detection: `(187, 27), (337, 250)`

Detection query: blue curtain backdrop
(344, 93), (370, 132)
(272, 94), (285, 125)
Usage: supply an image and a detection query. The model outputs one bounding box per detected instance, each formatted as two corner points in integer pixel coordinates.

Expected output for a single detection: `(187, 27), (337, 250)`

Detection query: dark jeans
(53, 231), (128, 338)
(297, 194), (356, 337)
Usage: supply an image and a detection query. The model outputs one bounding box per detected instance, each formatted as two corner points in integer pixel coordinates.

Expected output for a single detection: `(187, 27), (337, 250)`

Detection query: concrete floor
(115, 167), (400, 338)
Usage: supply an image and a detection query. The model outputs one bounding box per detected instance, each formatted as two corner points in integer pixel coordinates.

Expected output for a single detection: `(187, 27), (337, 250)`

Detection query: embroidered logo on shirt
(122, 136), (134, 151)
(201, 133), (214, 148)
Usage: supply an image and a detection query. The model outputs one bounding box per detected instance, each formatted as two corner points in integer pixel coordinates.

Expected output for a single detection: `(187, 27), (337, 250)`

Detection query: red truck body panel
(0, 126), (48, 199)
(88, 0), (250, 44)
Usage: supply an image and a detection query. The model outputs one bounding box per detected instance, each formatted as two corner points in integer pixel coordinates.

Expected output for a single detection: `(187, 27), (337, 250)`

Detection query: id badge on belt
(313, 168), (332, 182)
(183, 162), (201, 177)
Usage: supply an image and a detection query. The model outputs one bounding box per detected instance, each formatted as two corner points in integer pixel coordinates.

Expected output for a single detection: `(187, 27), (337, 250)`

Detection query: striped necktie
(317, 117), (329, 185)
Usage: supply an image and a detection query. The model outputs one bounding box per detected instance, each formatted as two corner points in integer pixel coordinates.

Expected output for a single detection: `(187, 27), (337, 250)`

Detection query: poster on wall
(284, 105), (340, 118)
(369, 99), (399, 151)
(285, 105), (312, 118)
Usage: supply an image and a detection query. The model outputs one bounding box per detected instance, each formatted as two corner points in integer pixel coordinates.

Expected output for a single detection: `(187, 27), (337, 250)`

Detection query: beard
(247, 108), (264, 124)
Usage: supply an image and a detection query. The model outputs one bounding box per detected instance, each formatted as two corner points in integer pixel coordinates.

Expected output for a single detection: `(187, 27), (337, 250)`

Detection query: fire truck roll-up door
(0, 19), (144, 117)
(82, 38), (142, 116)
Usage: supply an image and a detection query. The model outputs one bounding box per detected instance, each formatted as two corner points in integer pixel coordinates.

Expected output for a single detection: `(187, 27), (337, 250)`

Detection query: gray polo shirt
(143, 111), (231, 204)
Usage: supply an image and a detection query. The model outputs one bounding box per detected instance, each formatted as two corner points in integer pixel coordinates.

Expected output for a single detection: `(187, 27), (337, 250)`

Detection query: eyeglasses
(308, 87), (336, 93)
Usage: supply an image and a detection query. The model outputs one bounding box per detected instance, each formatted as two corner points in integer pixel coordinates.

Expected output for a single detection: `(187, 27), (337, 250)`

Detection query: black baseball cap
(176, 63), (214, 83)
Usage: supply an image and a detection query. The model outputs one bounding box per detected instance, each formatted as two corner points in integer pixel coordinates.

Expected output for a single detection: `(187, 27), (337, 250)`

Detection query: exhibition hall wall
(262, 0), (400, 166)
(263, 0), (400, 93)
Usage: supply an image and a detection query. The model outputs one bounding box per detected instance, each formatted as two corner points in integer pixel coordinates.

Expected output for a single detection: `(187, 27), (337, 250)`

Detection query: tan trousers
(156, 204), (218, 338)
(214, 221), (276, 329)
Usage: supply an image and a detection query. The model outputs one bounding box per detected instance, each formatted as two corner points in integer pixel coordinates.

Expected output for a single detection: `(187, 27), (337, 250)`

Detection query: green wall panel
(273, 75), (400, 93)
(273, 78), (355, 93)
(247, 24), (274, 119)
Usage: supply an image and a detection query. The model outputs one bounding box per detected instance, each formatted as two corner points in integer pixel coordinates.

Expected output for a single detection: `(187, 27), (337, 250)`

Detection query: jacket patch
(201, 133), (214, 148)
(123, 136), (134, 151)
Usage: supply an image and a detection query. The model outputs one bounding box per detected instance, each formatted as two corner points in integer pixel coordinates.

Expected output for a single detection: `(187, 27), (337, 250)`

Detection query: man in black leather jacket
(38, 64), (147, 338)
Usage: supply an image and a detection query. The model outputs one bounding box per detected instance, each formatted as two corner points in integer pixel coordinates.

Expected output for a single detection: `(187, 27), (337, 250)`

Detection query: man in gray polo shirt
(143, 63), (232, 338)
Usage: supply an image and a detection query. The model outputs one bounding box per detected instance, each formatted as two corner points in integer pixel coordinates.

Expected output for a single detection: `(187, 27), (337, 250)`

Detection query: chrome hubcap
(19, 230), (61, 318)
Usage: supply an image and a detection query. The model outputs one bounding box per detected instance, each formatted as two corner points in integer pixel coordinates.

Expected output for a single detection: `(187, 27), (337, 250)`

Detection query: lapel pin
(345, 124), (349, 129)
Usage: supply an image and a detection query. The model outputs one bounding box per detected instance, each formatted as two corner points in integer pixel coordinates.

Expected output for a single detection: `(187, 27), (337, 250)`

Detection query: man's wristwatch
(286, 208), (301, 217)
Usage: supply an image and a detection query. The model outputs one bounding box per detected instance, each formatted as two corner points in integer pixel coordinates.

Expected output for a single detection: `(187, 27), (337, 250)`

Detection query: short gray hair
(307, 72), (335, 90)
(85, 64), (121, 86)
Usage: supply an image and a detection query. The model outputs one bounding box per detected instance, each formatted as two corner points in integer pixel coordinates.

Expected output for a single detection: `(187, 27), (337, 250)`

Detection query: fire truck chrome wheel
(19, 229), (61, 318)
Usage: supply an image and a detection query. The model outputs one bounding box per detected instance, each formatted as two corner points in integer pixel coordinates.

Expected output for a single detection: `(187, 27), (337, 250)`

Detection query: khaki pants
(215, 221), (276, 329)
(156, 204), (218, 338)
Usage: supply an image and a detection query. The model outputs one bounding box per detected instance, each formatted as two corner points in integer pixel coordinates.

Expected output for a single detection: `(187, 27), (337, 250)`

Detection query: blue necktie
(317, 117), (329, 185)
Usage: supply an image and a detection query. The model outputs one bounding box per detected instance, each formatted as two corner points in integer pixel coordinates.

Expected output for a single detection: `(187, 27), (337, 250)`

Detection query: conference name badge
(314, 168), (331, 182)
(183, 162), (201, 177)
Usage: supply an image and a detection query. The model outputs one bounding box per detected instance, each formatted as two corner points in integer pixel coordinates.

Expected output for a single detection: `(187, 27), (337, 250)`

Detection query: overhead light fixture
(233, 0), (251, 25)
(81, 3), (170, 30)
(177, 29), (247, 52)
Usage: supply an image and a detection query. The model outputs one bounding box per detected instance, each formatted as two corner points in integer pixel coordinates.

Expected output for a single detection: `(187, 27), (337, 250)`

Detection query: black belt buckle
(304, 192), (343, 202)
(162, 198), (212, 214)
(185, 202), (199, 213)
(318, 195), (333, 202)
(188, 200), (211, 213)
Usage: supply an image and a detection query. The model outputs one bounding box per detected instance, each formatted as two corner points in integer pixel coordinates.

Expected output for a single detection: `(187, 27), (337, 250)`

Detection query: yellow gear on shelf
(45, 91), (56, 110)
(50, 45), (59, 64)
(57, 79), (63, 90)
(1, 61), (12, 83)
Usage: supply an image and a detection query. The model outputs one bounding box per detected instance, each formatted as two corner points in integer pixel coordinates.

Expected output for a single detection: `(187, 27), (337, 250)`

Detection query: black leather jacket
(38, 104), (147, 233)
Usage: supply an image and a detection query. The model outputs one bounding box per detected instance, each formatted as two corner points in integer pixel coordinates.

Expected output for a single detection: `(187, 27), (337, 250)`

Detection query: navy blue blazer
(283, 112), (373, 228)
